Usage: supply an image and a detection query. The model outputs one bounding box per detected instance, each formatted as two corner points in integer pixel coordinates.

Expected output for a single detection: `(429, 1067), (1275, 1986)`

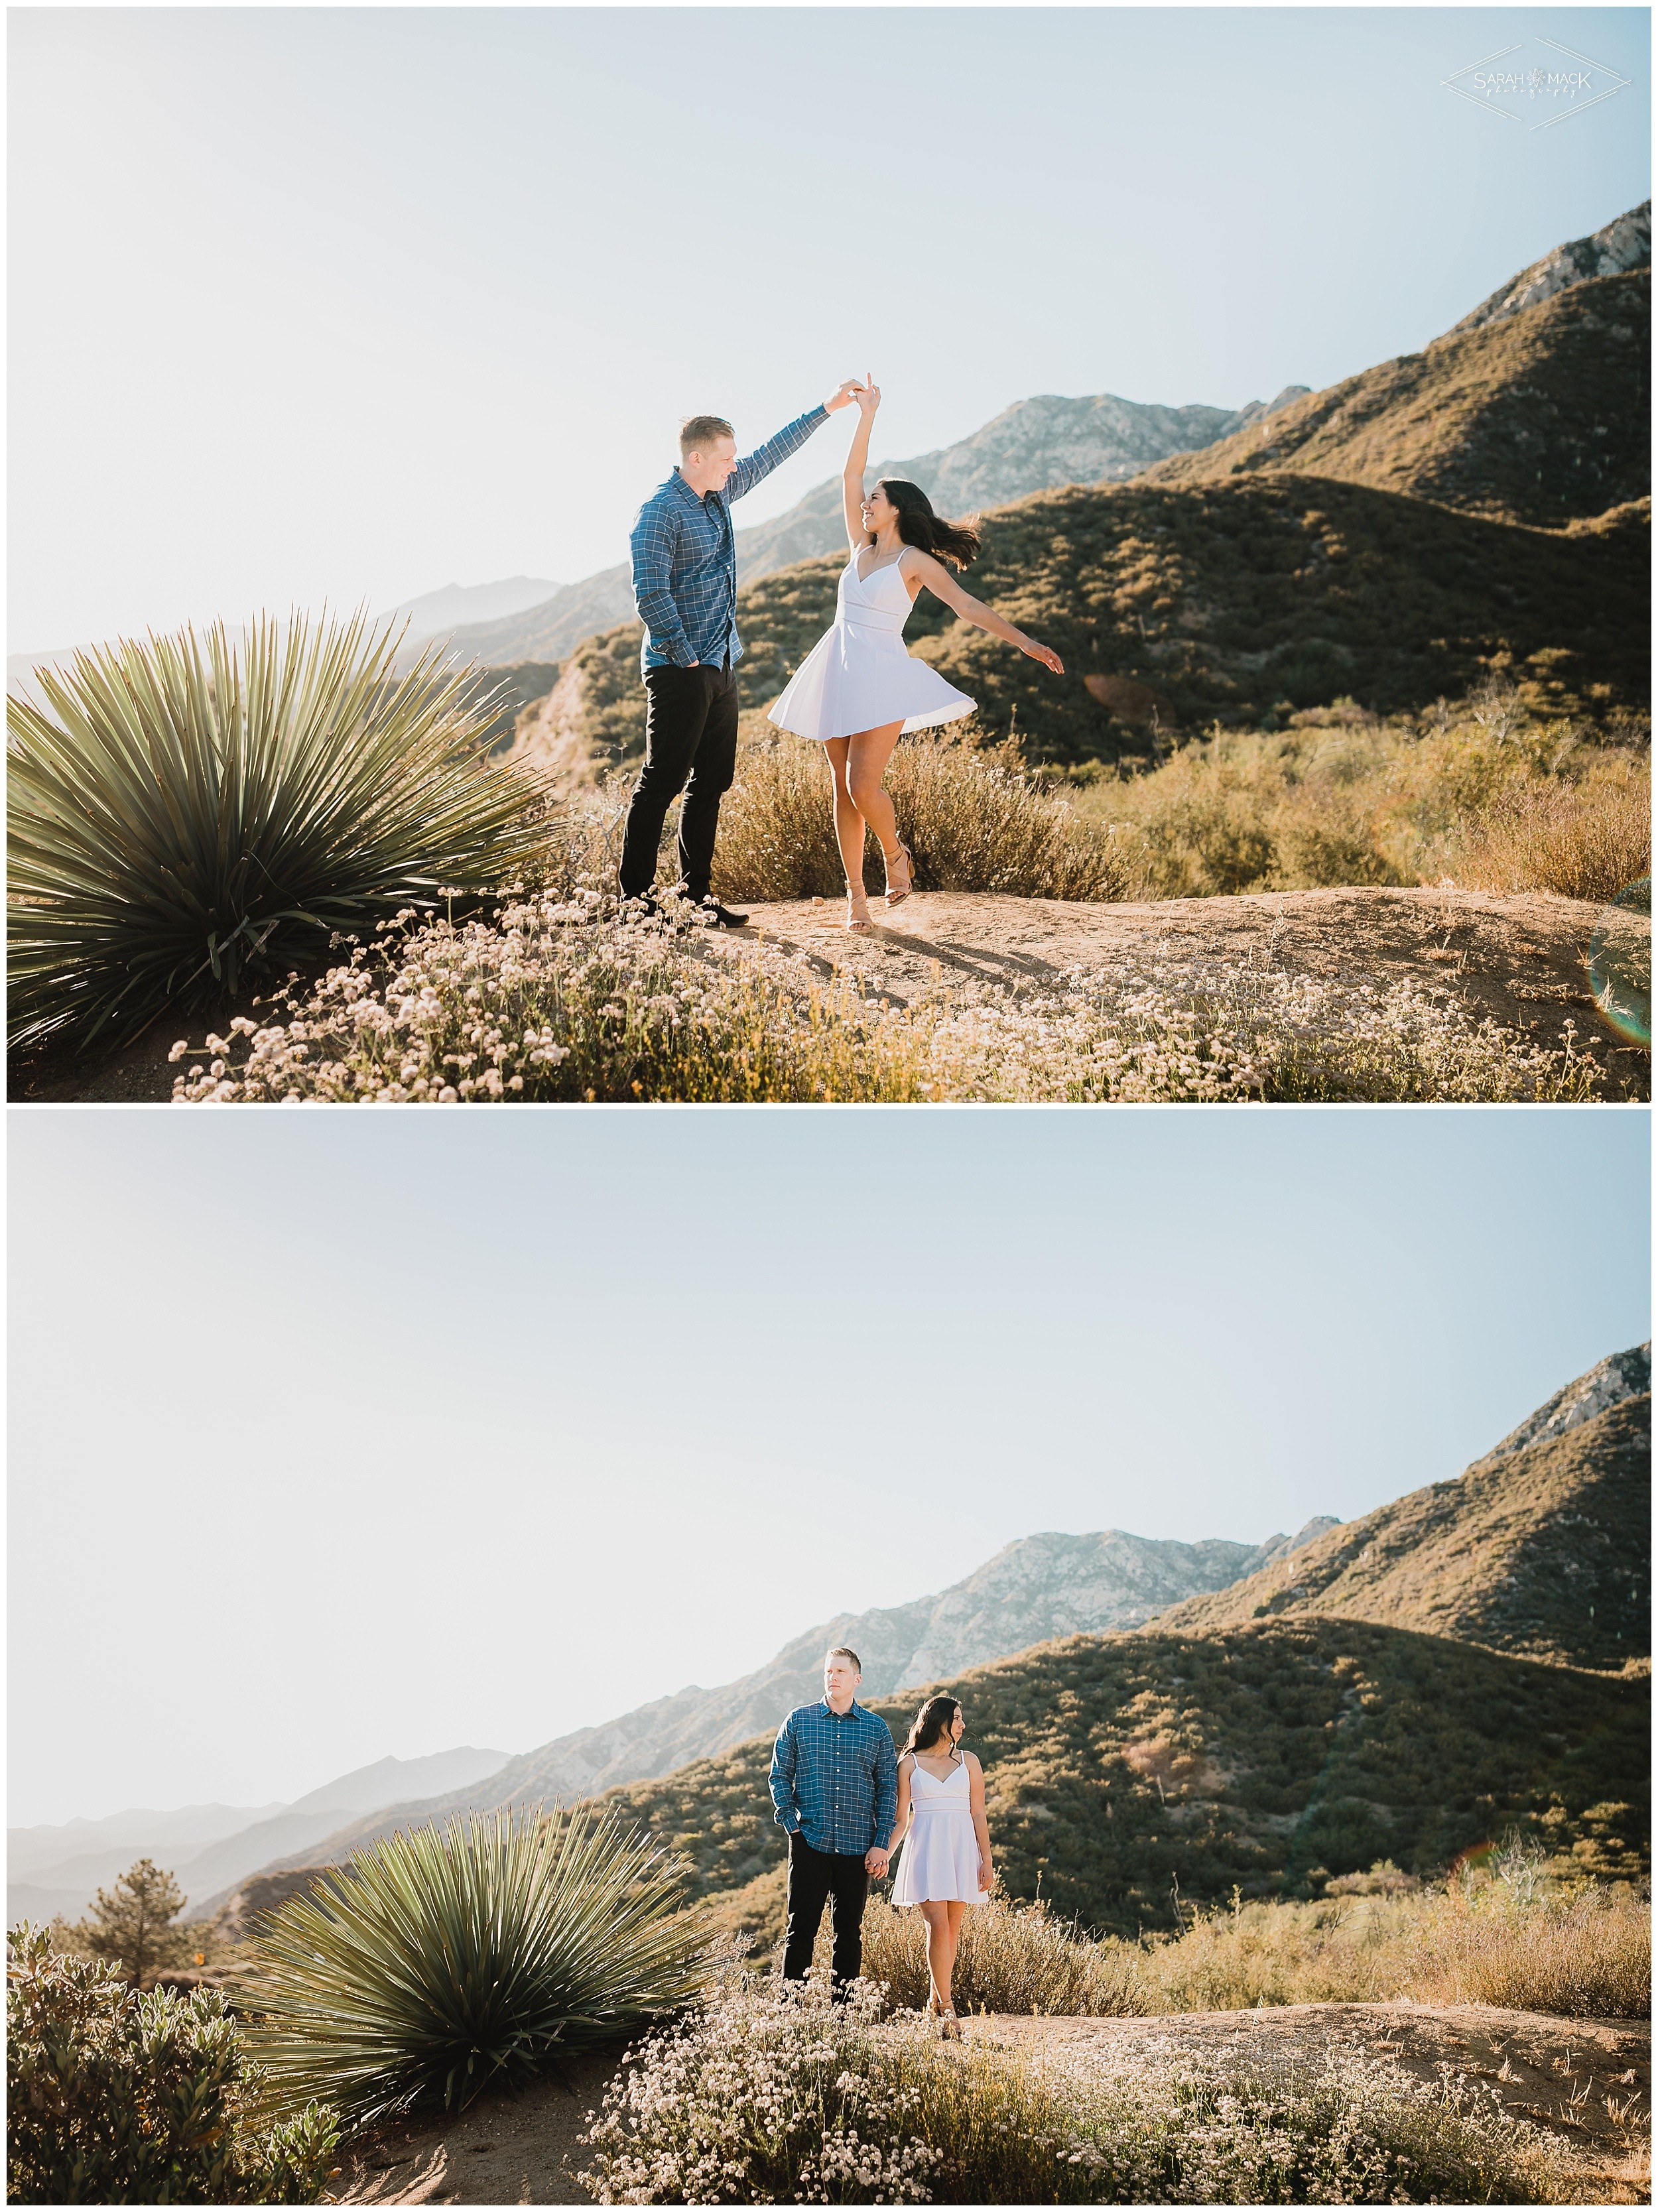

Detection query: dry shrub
(1130, 1880), (1650, 2020)
(1082, 690), (1652, 903)
(710, 729), (1128, 904)
(1401, 1883), (1651, 2016)
(1454, 757), (1651, 902)
(850, 1896), (1141, 2018)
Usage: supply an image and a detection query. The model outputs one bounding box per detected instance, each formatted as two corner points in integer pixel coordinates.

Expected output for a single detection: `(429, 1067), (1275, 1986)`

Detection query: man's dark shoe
(694, 898), (749, 929)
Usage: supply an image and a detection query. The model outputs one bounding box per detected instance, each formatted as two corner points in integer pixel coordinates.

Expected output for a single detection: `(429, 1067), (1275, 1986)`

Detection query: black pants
(781, 1831), (869, 1989)
(616, 660), (739, 902)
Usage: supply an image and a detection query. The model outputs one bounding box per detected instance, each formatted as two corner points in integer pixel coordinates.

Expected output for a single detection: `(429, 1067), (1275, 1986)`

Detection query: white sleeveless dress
(891, 1755), (988, 1908)
(766, 554), (976, 743)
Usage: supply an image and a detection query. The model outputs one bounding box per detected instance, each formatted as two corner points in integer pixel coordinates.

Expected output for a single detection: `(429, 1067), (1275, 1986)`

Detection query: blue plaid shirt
(629, 406), (830, 674)
(769, 1698), (899, 1856)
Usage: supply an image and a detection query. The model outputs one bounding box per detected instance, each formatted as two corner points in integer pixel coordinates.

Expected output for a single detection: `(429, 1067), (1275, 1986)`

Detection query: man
(618, 382), (863, 925)
(769, 1645), (899, 1993)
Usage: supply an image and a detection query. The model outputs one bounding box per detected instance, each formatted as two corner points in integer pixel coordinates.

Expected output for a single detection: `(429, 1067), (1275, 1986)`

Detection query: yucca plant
(236, 1808), (713, 2126)
(7, 611), (550, 1052)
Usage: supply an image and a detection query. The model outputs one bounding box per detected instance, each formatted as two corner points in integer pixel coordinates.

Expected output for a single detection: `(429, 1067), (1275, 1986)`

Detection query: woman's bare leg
(821, 737), (868, 893)
(844, 724), (905, 871)
(918, 1901), (954, 2012)
(942, 1902), (968, 2008)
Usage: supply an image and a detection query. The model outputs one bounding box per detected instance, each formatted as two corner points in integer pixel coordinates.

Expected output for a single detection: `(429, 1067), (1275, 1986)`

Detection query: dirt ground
(727, 885), (1645, 1087)
(965, 2003), (1651, 2203)
(9, 884), (1645, 1104)
(326, 2002), (1649, 2205)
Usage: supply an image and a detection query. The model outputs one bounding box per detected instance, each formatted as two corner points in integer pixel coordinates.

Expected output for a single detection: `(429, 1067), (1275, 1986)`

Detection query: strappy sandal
(940, 2006), (962, 2041)
(846, 887), (875, 932)
(884, 841), (914, 908)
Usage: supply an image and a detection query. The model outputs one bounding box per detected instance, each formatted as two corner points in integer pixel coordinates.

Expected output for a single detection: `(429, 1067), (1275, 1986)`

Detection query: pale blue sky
(9, 6), (1649, 649)
(9, 1106), (1649, 1823)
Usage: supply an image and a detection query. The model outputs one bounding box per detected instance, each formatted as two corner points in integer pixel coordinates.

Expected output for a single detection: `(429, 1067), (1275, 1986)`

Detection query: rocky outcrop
(1452, 201), (1651, 333)
(1479, 1342), (1651, 1461)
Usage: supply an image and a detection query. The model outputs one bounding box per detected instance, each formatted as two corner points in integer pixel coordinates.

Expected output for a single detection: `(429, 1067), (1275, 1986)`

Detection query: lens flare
(1586, 877), (1651, 1048)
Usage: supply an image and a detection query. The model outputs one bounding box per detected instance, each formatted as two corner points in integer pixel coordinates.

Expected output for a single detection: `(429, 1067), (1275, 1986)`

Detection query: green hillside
(545, 475), (1647, 771)
(1138, 271), (1650, 530)
(1153, 1396), (1650, 1670)
(598, 1619), (1647, 1939)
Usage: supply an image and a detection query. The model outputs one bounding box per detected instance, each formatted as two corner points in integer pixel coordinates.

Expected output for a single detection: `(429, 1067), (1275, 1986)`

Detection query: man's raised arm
(726, 379), (863, 504)
(769, 1713), (802, 1833)
(629, 499), (697, 666)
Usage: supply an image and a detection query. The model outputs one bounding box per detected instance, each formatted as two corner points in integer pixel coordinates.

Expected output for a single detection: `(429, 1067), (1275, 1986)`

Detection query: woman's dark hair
(875, 480), (981, 570)
(902, 1695), (962, 1756)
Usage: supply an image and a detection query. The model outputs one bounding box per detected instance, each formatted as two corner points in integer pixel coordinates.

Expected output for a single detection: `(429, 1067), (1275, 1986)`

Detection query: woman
(888, 1694), (995, 2034)
(767, 378), (1066, 931)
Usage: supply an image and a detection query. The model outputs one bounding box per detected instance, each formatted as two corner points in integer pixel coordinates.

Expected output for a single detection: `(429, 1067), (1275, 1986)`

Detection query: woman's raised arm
(904, 546), (1065, 675)
(841, 377), (881, 552)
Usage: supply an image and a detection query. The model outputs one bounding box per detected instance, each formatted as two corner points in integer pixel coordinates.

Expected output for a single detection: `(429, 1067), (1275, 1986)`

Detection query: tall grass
(1125, 1880), (1651, 2020)
(1076, 691), (1651, 904)
(577, 1968), (1588, 2204)
(7, 612), (550, 1051)
(237, 1809), (712, 2126)
(710, 725), (1127, 903)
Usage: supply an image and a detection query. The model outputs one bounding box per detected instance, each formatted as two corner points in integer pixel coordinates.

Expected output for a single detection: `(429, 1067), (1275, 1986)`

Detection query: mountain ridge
(194, 1519), (1336, 1914)
(431, 200), (1645, 672)
(1150, 1349), (1651, 1668)
(422, 388), (1312, 671)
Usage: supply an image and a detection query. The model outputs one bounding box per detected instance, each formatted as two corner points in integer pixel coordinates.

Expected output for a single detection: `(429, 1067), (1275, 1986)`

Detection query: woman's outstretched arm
(966, 1752), (995, 1892)
(841, 377), (880, 552)
(904, 547), (1065, 674)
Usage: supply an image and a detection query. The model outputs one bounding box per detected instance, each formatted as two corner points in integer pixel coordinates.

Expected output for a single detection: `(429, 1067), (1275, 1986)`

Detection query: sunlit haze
(8, 6), (1649, 650)
(9, 1107), (1649, 1825)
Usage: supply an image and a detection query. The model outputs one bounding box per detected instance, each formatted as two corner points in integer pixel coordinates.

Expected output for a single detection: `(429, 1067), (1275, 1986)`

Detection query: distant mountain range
(377, 576), (559, 644)
(197, 1517), (1337, 1916)
(558, 1342), (1657, 1937)
(5, 1745), (509, 1929)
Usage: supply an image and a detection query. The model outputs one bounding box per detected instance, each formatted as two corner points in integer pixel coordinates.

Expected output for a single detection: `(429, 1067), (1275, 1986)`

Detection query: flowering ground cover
(166, 890), (1614, 1105)
(574, 1971), (1593, 2205)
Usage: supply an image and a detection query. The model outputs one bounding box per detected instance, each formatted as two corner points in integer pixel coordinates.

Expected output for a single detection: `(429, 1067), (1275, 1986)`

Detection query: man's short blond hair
(680, 413), (735, 458)
(826, 1646), (861, 1672)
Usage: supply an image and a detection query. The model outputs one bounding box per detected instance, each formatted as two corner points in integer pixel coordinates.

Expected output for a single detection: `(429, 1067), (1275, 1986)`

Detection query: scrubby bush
(577, 1968), (1584, 2204)
(7, 611), (550, 1052)
(164, 891), (1613, 1105)
(6, 1923), (338, 2205)
(710, 727), (1128, 903)
(237, 1808), (713, 2126)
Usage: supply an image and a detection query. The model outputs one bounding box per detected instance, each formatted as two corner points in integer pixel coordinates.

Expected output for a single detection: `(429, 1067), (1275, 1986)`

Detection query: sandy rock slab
(726, 885), (1647, 1086)
(965, 2002), (1651, 2202)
